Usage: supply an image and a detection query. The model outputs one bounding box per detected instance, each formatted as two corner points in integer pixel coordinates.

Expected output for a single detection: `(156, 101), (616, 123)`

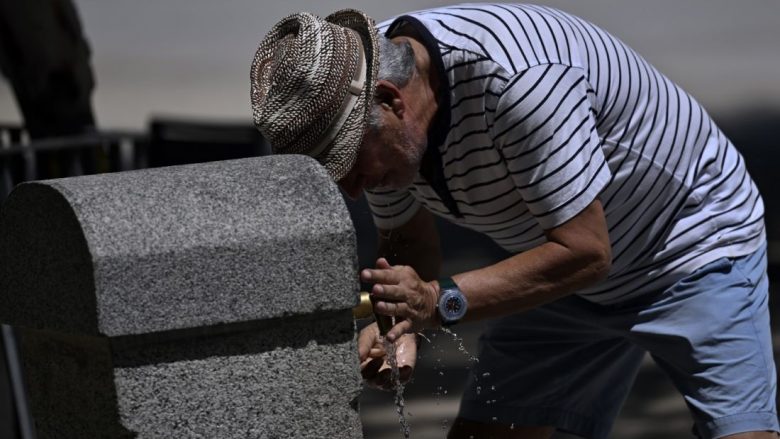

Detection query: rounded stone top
(0, 155), (358, 336)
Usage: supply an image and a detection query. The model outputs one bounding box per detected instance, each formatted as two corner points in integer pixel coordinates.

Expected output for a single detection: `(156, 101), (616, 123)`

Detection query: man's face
(338, 117), (425, 200)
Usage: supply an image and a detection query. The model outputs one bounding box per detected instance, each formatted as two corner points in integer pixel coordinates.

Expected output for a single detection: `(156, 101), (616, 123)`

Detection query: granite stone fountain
(0, 155), (364, 438)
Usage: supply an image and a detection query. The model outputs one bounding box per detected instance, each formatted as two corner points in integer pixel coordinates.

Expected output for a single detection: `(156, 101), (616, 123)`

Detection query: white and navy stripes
(365, 3), (765, 304)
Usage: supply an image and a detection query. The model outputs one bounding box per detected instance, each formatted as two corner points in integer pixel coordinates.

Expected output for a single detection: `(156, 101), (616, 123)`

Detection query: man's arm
(363, 198), (611, 340)
(358, 207), (439, 387)
(452, 197), (610, 321)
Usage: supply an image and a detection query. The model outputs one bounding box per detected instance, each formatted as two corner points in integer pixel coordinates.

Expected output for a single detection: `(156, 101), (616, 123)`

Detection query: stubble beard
(394, 128), (426, 189)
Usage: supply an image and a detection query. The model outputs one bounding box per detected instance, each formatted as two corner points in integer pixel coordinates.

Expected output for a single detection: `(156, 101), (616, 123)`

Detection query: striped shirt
(365, 3), (766, 304)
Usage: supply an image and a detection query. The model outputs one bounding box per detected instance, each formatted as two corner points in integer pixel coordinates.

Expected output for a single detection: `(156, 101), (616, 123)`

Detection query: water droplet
(482, 372), (491, 378)
(491, 385), (496, 391)
(440, 327), (479, 362)
(492, 416), (498, 421)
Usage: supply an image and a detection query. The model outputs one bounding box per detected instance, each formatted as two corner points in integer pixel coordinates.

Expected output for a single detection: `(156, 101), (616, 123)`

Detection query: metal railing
(0, 125), (148, 201)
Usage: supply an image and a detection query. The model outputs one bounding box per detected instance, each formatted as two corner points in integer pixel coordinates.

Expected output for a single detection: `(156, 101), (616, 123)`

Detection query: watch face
(439, 289), (467, 323)
(443, 295), (463, 314)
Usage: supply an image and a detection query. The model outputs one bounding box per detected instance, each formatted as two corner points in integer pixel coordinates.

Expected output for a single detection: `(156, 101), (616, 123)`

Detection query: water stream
(383, 336), (411, 438)
(374, 209), (481, 437)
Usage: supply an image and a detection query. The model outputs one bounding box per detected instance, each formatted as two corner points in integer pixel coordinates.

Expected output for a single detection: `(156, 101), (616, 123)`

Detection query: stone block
(0, 155), (364, 438)
(111, 311), (361, 438)
(1, 154), (358, 336)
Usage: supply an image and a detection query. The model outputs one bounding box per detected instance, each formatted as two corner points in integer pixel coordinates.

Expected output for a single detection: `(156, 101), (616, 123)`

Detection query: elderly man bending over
(250, 5), (777, 439)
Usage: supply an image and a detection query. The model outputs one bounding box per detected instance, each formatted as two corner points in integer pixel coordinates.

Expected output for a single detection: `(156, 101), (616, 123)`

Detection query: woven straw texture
(251, 10), (379, 180)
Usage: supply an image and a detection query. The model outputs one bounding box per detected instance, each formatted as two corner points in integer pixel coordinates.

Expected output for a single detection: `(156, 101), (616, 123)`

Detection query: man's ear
(375, 80), (405, 117)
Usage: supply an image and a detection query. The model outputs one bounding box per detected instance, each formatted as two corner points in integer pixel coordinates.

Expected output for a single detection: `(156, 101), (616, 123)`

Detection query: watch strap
(437, 277), (465, 326)
(438, 277), (457, 291)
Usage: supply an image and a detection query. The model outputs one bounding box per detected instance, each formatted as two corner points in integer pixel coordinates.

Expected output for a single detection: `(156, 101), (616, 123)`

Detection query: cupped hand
(358, 322), (417, 391)
(360, 258), (440, 342)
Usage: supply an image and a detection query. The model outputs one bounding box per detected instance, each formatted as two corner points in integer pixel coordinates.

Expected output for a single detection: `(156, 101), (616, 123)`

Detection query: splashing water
(421, 327), (482, 434)
(439, 326), (479, 363)
(383, 337), (411, 438)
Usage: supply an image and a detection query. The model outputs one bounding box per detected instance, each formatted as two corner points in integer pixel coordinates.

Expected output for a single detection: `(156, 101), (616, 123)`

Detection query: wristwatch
(437, 277), (468, 326)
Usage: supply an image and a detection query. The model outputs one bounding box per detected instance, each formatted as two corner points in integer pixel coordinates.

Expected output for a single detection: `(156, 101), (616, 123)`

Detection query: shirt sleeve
(364, 188), (421, 230)
(488, 63), (610, 229)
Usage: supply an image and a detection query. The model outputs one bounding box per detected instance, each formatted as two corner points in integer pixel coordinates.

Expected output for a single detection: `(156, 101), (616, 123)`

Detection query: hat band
(309, 32), (367, 158)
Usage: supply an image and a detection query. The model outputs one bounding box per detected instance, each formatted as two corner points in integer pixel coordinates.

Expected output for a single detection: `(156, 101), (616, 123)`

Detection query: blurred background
(0, 1), (778, 438)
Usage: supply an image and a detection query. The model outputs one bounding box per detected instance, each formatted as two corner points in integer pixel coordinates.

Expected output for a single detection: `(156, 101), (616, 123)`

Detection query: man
(250, 5), (777, 439)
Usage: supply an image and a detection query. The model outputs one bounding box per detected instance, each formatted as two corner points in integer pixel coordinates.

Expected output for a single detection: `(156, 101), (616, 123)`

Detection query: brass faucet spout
(352, 291), (393, 335)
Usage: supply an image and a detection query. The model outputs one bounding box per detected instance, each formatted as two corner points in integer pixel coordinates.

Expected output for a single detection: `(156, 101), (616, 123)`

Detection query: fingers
(363, 362), (414, 390)
(386, 319), (414, 342)
(357, 323), (379, 361)
(360, 260), (435, 342)
(361, 258), (409, 285)
(395, 333), (418, 368)
(361, 358), (394, 391)
(360, 331), (418, 390)
(399, 365), (414, 384)
(368, 347), (386, 358)
(361, 267), (401, 285)
(376, 257), (391, 269)
(360, 357), (385, 380)
(373, 300), (413, 319)
(371, 283), (408, 301)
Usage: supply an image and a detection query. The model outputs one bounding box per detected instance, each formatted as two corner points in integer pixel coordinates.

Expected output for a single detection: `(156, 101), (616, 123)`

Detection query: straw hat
(250, 10), (379, 181)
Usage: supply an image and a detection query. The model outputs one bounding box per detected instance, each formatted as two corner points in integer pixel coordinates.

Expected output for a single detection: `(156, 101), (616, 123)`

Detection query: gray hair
(366, 35), (416, 129)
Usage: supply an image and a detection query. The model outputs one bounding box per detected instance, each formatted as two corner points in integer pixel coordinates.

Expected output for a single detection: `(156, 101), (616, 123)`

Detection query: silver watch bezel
(438, 287), (468, 324)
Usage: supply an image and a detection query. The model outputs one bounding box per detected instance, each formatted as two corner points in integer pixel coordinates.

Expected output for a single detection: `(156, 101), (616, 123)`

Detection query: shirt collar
(385, 16), (462, 218)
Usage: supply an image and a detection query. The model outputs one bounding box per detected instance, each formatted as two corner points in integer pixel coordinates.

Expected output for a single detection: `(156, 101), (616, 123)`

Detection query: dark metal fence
(0, 119), (271, 202)
(0, 124), (147, 200)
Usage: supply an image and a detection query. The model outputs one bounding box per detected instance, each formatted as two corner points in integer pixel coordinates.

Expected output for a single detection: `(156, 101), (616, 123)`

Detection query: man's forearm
(365, 200), (611, 339)
(452, 199), (611, 322)
(452, 239), (609, 322)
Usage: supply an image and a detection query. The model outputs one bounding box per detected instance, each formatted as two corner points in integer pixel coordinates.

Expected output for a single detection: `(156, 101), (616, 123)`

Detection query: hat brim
(318, 10), (379, 181)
